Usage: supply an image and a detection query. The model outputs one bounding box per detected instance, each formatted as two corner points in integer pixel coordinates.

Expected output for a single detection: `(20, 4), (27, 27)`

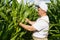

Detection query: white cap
(35, 2), (48, 12)
(39, 2), (48, 12)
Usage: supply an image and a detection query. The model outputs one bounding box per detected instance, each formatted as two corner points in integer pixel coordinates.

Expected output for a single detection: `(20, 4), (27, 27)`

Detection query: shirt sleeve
(32, 20), (47, 31)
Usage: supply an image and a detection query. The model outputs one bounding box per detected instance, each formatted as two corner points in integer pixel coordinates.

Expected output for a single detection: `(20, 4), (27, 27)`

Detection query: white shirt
(32, 15), (49, 38)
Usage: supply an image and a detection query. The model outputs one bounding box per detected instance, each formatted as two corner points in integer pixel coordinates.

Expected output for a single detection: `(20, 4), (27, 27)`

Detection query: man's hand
(25, 18), (29, 22)
(25, 18), (35, 25)
(19, 22), (22, 26)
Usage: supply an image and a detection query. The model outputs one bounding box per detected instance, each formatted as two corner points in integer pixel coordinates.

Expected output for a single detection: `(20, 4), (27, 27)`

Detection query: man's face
(38, 8), (45, 16)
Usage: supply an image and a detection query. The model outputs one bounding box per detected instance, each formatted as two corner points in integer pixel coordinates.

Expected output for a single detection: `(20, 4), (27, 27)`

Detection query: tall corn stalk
(0, 0), (38, 40)
(48, 0), (60, 40)
(0, 0), (60, 40)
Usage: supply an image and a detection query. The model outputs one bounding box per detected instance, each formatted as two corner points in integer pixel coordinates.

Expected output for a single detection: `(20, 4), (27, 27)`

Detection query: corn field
(0, 0), (60, 40)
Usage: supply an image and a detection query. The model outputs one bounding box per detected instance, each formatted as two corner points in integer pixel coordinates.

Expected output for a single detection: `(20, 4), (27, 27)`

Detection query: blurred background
(0, 0), (60, 40)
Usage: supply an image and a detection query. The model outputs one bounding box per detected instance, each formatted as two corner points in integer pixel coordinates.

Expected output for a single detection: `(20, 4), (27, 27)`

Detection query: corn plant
(0, 0), (38, 40)
(0, 0), (60, 40)
(47, 0), (60, 40)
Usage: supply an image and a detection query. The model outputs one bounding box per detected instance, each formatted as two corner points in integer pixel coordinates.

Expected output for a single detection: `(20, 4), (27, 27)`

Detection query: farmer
(19, 2), (49, 40)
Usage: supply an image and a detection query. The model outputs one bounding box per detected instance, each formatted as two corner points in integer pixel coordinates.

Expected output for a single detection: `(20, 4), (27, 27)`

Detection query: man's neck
(41, 13), (47, 17)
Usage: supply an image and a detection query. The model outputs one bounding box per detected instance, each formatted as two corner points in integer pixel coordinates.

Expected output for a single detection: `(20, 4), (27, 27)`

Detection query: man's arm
(26, 18), (35, 25)
(19, 23), (36, 31)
